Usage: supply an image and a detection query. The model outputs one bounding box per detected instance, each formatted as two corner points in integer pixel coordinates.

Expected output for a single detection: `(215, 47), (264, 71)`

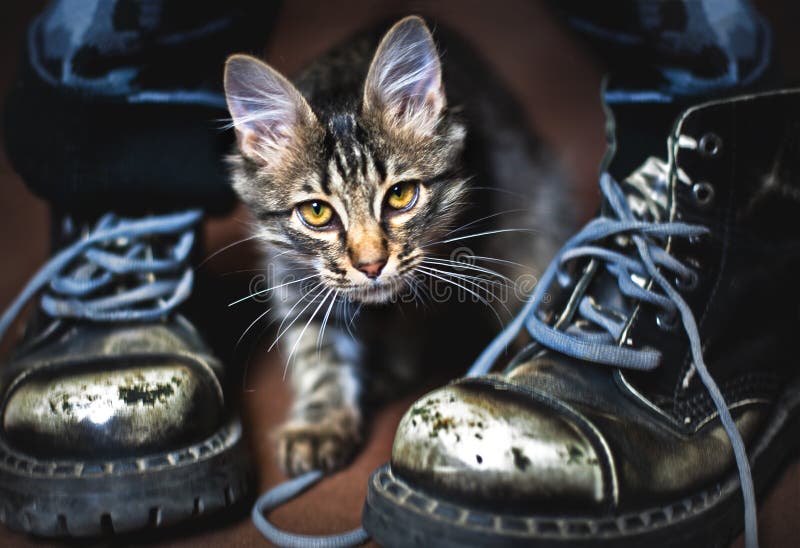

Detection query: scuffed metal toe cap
(390, 382), (608, 512)
(2, 362), (224, 459)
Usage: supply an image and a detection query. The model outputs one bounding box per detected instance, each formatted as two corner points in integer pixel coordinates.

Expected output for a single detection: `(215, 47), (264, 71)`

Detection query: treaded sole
(363, 378), (800, 547)
(364, 464), (741, 548)
(0, 417), (249, 537)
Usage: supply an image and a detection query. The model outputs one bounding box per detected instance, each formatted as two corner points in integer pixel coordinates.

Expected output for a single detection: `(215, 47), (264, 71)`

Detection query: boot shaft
(624, 89), (800, 419)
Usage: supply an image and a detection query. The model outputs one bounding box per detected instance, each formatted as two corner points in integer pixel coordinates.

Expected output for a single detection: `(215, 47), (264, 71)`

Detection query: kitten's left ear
(364, 16), (445, 136)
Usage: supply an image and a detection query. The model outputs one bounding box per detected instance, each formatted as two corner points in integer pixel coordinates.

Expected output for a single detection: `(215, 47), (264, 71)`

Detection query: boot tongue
(505, 156), (674, 376)
(565, 156), (673, 340)
(618, 157), (671, 222)
(519, 96), (688, 351)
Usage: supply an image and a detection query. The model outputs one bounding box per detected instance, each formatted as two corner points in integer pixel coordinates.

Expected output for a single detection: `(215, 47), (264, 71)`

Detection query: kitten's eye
(297, 200), (334, 228)
(385, 181), (419, 211)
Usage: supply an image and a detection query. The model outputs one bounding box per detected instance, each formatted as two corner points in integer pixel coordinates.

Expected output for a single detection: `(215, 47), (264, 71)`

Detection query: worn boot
(363, 89), (800, 547)
(0, 211), (249, 536)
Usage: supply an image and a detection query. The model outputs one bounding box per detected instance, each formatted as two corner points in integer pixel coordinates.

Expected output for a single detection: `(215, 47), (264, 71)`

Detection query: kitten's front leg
(277, 323), (363, 476)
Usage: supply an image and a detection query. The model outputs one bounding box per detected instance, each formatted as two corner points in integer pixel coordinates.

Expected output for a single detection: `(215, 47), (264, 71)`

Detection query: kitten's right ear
(224, 54), (316, 166)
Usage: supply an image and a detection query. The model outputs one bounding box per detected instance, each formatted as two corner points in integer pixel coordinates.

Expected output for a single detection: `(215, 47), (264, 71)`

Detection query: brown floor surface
(1, 1), (799, 547)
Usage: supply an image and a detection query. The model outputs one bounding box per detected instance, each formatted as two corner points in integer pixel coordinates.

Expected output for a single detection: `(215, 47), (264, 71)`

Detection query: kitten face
(225, 16), (467, 304)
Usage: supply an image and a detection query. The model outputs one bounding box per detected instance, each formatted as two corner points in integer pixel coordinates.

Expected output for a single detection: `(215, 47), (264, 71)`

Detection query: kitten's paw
(276, 407), (362, 476)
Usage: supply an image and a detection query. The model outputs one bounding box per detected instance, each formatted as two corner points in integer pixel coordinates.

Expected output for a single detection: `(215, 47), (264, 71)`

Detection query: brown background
(1, 1), (799, 547)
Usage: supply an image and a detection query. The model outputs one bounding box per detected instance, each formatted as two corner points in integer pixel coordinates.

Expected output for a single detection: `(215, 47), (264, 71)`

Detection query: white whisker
(420, 258), (514, 285)
(345, 300), (363, 339)
(423, 228), (539, 248)
(405, 273), (432, 309)
(269, 281), (326, 352)
(284, 288), (335, 379)
(197, 233), (264, 268)
(418, 263), (506, 289)
(416, 265), (504, 301)
(442, 209), (527, 237)
(317, 288), (339, 359)
(458, 254), (532, 270)
(415, 266), (505, 326)
(228, 273), (318, 307)
(235, 306), (273, 350)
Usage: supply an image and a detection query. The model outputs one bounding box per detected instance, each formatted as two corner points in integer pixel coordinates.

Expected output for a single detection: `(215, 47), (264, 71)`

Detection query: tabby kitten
(224, 16), (572, 475)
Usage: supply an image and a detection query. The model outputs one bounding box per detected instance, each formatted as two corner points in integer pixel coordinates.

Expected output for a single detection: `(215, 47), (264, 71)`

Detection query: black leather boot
(0, 210), (249, 536)
(363, 89), (800, 547)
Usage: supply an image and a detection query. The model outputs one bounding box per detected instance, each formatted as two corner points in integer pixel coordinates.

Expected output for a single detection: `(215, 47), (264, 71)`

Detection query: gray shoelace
(0, 210), (201, 341)
(470, 171), (758, 548)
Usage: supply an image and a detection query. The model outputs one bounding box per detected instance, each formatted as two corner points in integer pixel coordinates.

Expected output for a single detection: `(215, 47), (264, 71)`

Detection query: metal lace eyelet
(674, 270), (699, 291)
(699, 133), (722, 157)
(692, 182), (715, 207)
(656, 310), (679, 331)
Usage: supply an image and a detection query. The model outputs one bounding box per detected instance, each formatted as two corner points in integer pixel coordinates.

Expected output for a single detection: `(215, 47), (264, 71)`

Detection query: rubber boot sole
(363, 380), (800, 547)
(0, 416), (249, 537)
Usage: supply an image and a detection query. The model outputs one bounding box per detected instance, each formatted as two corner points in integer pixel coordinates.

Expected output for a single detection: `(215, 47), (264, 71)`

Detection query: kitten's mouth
(343, 280), (404, 304)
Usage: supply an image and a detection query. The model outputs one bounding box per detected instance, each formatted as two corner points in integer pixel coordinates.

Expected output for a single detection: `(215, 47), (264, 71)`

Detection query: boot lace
(249, 153), (759, 547)
(0, 210), (202, 342)
(469, 169), (758, 548)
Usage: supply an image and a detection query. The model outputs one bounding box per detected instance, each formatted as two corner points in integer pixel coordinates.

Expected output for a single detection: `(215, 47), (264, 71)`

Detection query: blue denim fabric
(561, 0), (774, 104)
(28, 0), (276, 107)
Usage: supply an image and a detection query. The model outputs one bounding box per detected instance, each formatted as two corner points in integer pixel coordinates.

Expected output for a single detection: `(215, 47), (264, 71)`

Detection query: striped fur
(224, 16), (574, 475)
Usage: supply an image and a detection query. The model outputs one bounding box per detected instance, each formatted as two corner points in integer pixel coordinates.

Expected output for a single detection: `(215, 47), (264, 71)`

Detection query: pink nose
(357, 260), (386, 279)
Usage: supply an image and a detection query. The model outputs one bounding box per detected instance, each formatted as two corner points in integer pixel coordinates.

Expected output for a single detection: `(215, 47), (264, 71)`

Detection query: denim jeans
(6, 0), (776, 212)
